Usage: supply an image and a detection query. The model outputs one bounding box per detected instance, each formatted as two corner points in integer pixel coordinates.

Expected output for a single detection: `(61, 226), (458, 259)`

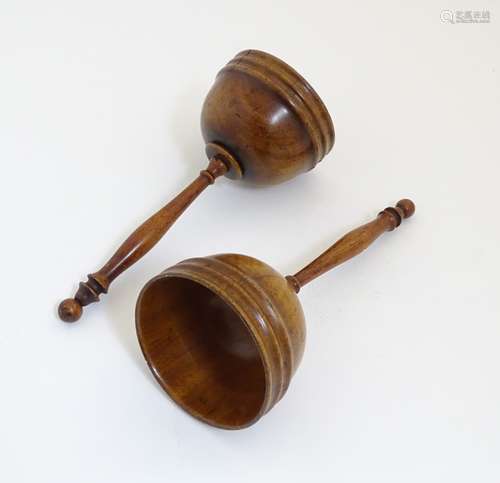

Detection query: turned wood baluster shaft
(286, 199), (415, 293)
(59, 157), (228, 322)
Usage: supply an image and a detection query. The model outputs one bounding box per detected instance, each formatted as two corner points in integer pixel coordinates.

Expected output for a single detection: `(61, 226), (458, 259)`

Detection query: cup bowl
(135, 253), (306, 429)
(201, 50), (335, 185)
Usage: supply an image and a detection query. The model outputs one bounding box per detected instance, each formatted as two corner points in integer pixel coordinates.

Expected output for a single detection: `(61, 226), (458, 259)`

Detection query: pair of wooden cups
(59, 50), (415, 429)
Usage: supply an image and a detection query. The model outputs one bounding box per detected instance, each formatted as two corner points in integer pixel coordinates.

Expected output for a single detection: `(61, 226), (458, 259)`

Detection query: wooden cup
(136, 200), (415, 429)
(59, 49), (334, 322)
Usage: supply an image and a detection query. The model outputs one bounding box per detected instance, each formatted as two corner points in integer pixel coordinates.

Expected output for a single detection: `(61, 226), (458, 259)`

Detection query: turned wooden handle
(286, 199), (415, 292)
(58, 157), (228, 322)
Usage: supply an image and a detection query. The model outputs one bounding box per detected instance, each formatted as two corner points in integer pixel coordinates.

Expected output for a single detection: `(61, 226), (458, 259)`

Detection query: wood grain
(286, 199), (415, 292)
(58, 158), (227, 322)
(135, 200), (415, 429)
(59, 49), (335, 322)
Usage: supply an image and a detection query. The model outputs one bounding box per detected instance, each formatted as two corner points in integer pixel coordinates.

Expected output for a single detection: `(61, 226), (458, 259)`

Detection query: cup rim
(220, 49), (335, 165)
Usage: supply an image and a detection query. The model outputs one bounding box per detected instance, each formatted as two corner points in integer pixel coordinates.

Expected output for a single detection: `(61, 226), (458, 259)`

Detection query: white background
(1, 1), (499, 482)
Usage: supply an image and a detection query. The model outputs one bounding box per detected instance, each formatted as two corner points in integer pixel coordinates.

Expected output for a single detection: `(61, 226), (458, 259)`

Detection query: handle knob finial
(379, 198), (416, 230)
(58, 298), (83, 322)
(397, 199), (415, 219)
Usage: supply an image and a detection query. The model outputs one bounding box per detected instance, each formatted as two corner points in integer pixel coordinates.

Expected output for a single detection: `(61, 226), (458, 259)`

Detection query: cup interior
(136, 276), (267, 429)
